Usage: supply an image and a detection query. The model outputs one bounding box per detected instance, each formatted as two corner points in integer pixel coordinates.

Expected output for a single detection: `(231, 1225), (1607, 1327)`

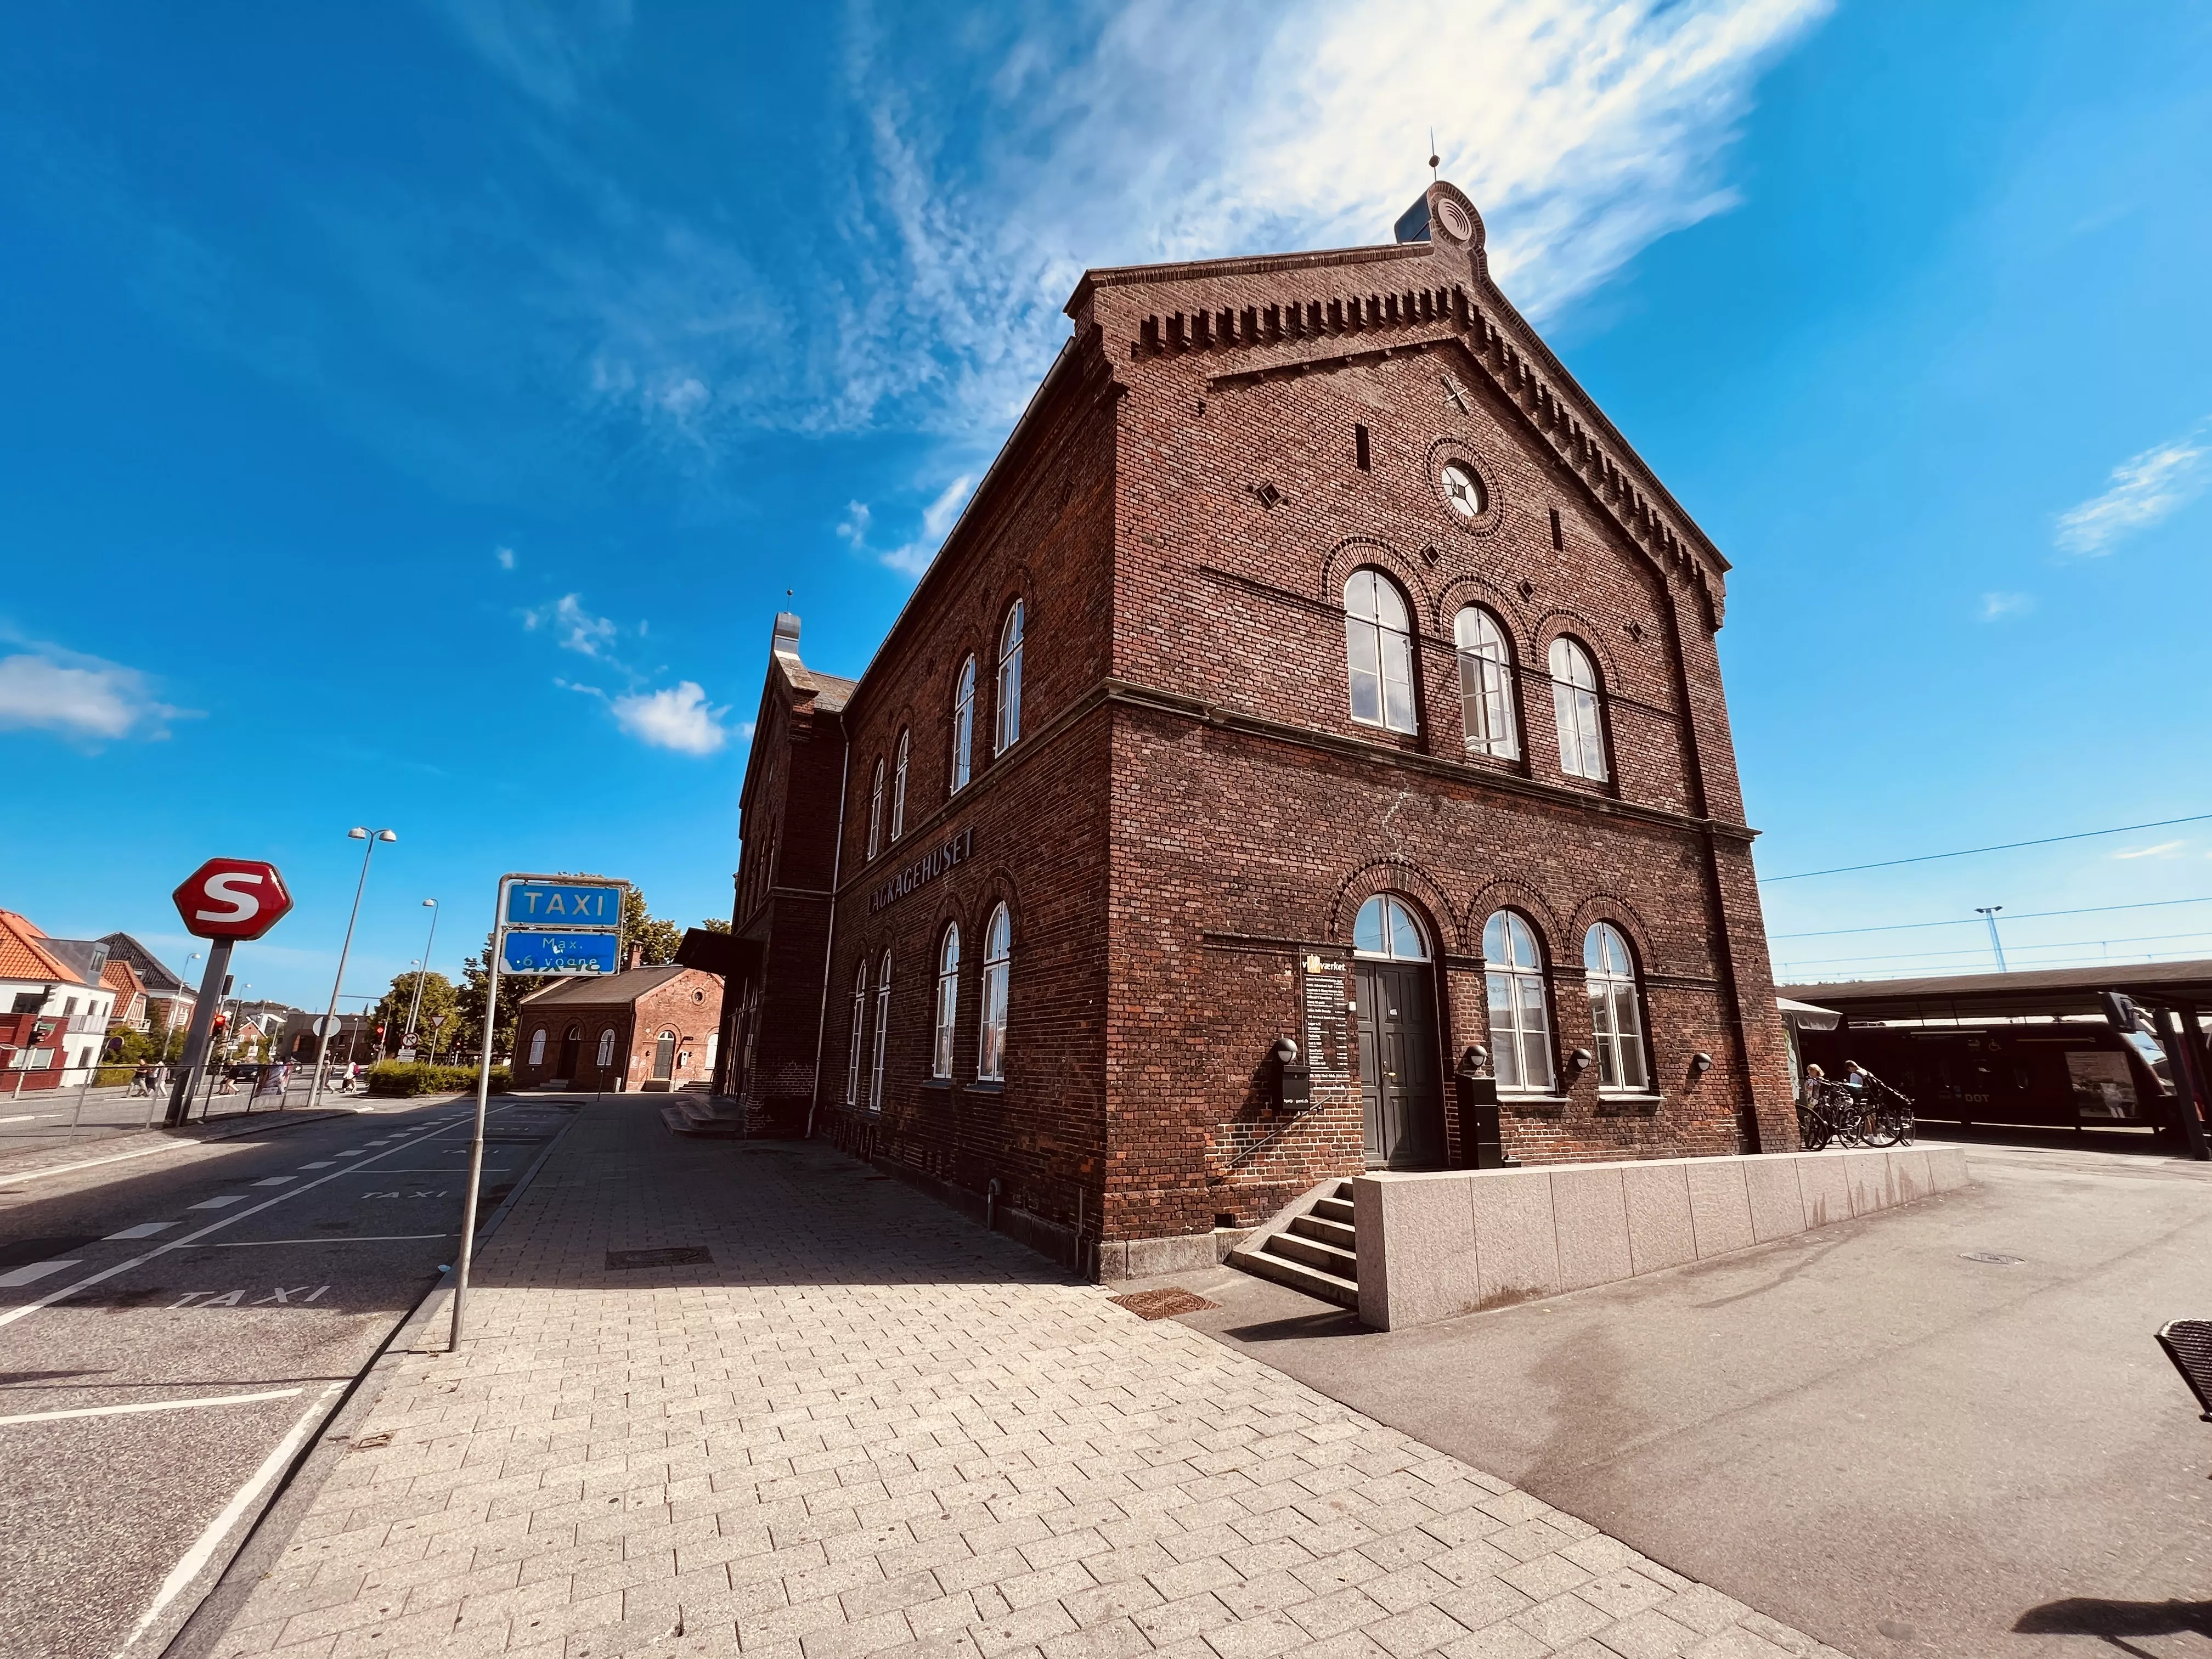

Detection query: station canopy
(1778, 959), (2212, 1023)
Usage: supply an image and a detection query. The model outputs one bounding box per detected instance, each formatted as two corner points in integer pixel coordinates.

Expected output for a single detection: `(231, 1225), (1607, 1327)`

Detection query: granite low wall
(1352, 1145), (1969, 1331)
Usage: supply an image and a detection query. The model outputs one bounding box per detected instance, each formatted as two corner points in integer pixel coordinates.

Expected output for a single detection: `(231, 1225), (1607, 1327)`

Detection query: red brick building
(727, 179), (1796, 1277)
(512, 966), (723, 1093)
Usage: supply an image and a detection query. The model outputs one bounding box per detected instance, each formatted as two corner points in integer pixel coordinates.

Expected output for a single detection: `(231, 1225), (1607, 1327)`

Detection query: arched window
(1585, 923), (1650, 1092)
(527, 1028), (546, 1067)
(596, 1028), (616, 1068)
(978, 904), (1011, 1081)
(1549, 636), (1608, 782)
(1483, 911), (1554, 1091)
(952, 657), (976, 793)
(1352, 894), (1429, 961)
(1344, 569), (1417, 734)
(995, 601), (1024, 754)
(846, 958), (867, 1106)
(870, 950), (893, 1111)
(866, 757), (885, 859)
(932, 923), (960, 1079)
(1454, 606), (1520, 760)
(890, 729), (910, 841)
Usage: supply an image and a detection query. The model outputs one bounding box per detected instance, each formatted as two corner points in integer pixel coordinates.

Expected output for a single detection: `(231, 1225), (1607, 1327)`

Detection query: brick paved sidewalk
(208, 1101), (1846, 1659)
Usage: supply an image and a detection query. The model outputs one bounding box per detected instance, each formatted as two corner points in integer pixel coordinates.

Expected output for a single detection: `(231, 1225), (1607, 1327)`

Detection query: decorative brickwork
(727, 180), (1795, 1276)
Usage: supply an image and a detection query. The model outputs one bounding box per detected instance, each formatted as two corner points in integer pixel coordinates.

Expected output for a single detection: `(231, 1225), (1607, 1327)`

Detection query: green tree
(454, 934), (532, 1062)
(698, 917), (730, 934)
(374, 970), (458, 1054)
(619, 887), (685, 966)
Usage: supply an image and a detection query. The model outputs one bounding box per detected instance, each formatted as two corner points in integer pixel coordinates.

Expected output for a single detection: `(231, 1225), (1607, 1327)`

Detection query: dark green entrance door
(1356, 960), (1445, 1168)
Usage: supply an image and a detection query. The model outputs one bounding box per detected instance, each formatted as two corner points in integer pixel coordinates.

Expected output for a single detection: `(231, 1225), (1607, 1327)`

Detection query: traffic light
(2099, 991), (2144, 1035)
(212, 1012), (230, 1033)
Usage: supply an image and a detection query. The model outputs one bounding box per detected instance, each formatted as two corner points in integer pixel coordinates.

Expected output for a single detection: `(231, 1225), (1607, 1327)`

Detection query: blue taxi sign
(505, 882), (623, 929)
(501, 930), (621, 976)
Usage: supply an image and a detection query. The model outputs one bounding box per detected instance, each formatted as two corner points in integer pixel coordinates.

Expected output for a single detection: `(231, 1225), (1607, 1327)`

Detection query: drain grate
(2157, 1319), (2212, 1420)
(1961, 1252), (2024, 1265)
(1109, 1288), (1221, 1321)
(606, 1245), (712, 1270)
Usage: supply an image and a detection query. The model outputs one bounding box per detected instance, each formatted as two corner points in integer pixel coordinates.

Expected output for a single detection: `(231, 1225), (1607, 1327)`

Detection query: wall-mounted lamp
(1272, 1036), (1311, 1111)
(1688, 1052), (1714, 1079)
(1566, 1047), (1593, 1077)
(1458, 1045), (1491, 1079)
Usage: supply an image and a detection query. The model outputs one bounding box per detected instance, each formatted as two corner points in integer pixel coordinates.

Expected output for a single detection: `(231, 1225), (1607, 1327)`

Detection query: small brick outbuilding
(723, 178), (1796, 1277)
(511, 966), (721, 1093)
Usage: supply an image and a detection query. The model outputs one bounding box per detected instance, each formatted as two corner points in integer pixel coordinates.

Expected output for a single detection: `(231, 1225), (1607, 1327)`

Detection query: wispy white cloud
(837, 474), (978, 580)
(0, 641), (192, 743)
(2055, 422), (2210, 556)
(611, 681), (731, 754)
(523, 592), (620, 658)
(2114, 840), (2186, 860)
(439, 0), (635, 113)
(1979, 591), (2033, 620)
(495, 545), (517, 570)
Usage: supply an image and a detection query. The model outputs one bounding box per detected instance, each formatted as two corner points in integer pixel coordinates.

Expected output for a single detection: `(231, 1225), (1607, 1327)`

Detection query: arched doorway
(557, 1024), (581, 1082)
(652, 1029), (676, 1085)
(1352, 894), (1446, 1169)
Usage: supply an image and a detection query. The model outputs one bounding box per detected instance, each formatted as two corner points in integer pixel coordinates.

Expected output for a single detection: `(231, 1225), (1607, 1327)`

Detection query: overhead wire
(1768, 894), (2212, 941)
(1759, 812), (2212, 883)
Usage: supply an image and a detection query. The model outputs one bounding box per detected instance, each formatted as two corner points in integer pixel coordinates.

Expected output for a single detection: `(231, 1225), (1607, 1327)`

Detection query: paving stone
(197, 1110), (1835, 1659)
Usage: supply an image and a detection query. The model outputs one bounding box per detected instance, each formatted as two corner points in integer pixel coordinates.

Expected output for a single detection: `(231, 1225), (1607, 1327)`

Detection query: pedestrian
(1799, 1062), (1825, 1104)
(1844, 1060), (1870, 1098)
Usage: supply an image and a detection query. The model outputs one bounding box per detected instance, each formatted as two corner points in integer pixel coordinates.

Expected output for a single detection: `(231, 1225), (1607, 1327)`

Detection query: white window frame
(1549, 636), (1609, 782)
(870, 950), (892, 1112)
(891, 729), (910, 841)
(933, 923), (960, 1079)
(866, 757), (885, 859)
(1454, 606), (1520, 760)
(995, 601), (1024, 755)
(1483, 911), (1555, 1093)
(978, 904), (1011, 1082)
(952, 657), (976, 793)
(1585, 923), (1651, 1092)
(1344, 569), (1417, 735)
(527, 1028), (546, 1067)
(846, 960), (868, 1106)
(596, 1028), (616, 1068)
(1352, 894), (1429, 962)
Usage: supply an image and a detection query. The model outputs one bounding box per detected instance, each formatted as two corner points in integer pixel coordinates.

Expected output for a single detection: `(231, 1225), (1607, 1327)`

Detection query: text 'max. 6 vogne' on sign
(505, 882), (623, 927)
(501, 930), (622, 976)
(172, 859), (295, 941)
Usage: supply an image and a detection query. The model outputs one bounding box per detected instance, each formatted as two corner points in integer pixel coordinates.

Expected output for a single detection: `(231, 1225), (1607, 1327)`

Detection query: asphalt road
(1148, 1141), (2212, 1659)
(0, 1093), (577, 1659)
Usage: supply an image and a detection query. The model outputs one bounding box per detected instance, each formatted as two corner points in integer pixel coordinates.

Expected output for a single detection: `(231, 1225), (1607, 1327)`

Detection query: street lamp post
(309, 827), (397, 1107)
(402, 899), (439, 1056)
(1976, 906), (2007, 973)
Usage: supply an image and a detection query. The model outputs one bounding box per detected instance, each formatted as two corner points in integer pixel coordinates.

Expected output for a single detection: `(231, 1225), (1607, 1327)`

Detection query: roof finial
(1428, 129), (1440, 183)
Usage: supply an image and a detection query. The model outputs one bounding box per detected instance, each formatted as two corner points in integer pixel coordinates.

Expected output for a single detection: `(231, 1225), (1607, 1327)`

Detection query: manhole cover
(1962, 1252), (2024, 1265)
(605, 1246), (712, 1270)
(1110, 1288), (1221, 1320)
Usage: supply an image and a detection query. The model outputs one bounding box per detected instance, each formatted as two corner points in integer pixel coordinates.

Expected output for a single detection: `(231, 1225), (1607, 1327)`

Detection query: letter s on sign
(195, 871), (265, 924)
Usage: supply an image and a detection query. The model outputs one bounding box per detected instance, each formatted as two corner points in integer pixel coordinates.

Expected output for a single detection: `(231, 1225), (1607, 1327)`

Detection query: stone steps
(661, 1096), (746, 1138)
(1228, 1180), (1358, 1309)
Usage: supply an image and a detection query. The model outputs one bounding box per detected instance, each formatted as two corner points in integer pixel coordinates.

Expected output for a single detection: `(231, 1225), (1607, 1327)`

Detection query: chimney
(772, 612), (801, 659)
(627, 945), (642, 971)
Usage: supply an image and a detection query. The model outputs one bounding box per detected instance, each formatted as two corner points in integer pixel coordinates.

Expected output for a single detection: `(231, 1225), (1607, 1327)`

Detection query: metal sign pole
(165, 936), (234, 1127)
(451, 874), (511, 1351)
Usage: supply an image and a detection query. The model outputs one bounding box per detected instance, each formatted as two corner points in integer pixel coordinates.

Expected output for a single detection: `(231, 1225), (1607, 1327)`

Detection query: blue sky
(1, 1), (2208, 1011)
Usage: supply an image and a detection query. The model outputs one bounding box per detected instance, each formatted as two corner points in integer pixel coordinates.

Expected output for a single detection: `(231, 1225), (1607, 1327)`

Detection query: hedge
(365, 1062), (512, 1097)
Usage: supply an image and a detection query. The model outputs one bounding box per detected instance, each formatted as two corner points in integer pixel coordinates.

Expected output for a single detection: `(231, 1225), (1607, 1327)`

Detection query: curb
(157, 1096), (588, 1659)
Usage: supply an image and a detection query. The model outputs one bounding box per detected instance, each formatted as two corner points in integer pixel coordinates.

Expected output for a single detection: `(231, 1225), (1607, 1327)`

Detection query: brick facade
(727, 180), (1796, 1275)
(510, 966), (723, 1093)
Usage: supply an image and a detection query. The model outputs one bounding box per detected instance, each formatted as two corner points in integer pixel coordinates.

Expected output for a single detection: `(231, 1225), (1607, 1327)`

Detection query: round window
(1441, 459), (1487, 520)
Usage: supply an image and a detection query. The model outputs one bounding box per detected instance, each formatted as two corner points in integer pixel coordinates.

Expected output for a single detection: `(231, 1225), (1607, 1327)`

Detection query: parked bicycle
(1797, 1073), (1915, 1149)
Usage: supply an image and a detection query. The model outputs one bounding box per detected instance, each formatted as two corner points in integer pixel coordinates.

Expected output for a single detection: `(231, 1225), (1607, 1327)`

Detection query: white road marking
(208, 1234), (455, 1246)
(298, 1161), (334, 1169)
(187, 1196), (247, 1210)
(250, 1177), (295, 1187)
(0, 1113), (64, 1124)
(114, 1380), (346, 1654)
(105, 1223), (176, 1240)
(0, 1105), (529, 1331)
(0, 1259), (82, 1288)
(0, 1386), (303, 1428)
(333, 1151), (363, 1158)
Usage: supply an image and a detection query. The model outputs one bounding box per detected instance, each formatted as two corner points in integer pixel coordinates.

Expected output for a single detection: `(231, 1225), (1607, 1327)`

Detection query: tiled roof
(0, 910), (87, 985)
(517, 966), (693, 1008)
(99, 933), (191, 994)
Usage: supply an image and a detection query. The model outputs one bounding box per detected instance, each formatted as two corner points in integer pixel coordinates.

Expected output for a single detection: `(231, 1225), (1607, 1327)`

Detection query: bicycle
(1797, 1076), (1915, 1149)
